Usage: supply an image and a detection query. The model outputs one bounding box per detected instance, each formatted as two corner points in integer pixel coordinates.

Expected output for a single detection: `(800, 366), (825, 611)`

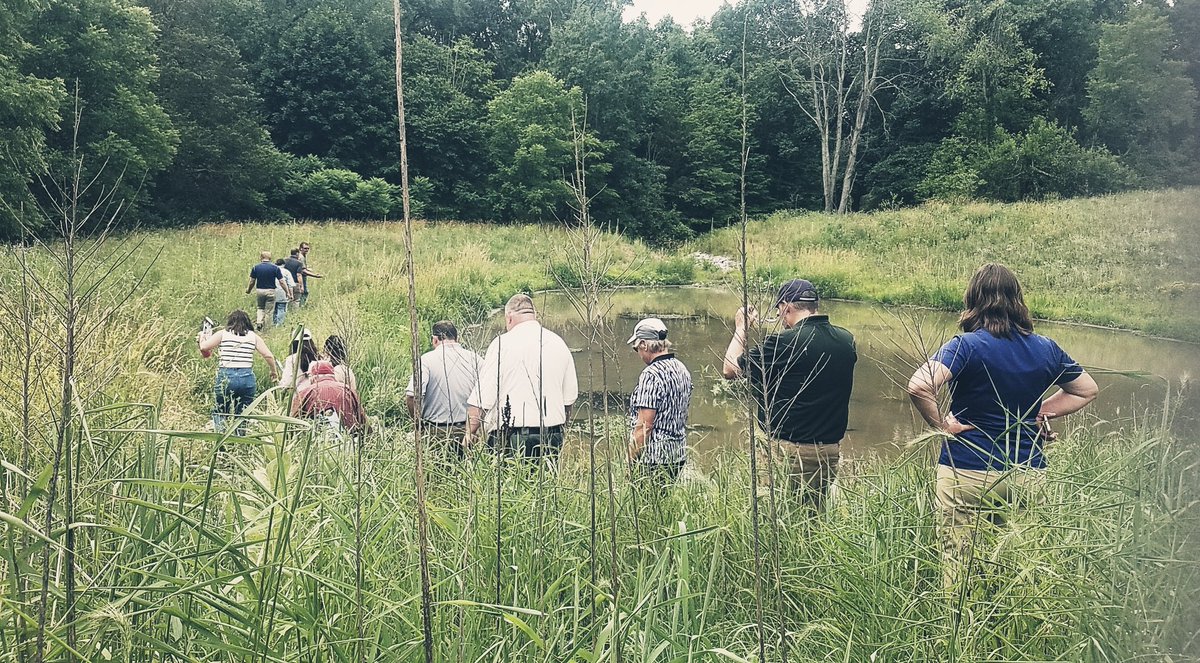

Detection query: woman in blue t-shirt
(906, 263), (1098, 586)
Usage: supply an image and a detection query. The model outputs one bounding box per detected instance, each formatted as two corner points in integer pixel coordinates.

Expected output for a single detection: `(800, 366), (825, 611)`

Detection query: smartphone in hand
(199, 317), (216, 358)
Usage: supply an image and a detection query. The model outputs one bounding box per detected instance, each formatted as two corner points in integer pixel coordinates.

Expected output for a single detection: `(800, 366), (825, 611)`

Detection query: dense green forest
(1, 0), (1197, 240)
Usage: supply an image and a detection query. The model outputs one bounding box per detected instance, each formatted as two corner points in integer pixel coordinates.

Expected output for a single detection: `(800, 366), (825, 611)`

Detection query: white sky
(622, 0), (731, 25)
(622, 0), (871, 26)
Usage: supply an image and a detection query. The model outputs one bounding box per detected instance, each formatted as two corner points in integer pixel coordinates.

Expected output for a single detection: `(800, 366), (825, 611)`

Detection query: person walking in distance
(406, 321), (483, 458)
(246, 251), (289, 330)
(273, 258), (296, 326)
(464, 294), (578, 464)
(626, 318), (693, 483)
(906, 263), (1098, 587)
(283, 248), (305, 309)
(295, 241), (323, 306)
(197, 310), (280, 433)
(721, 279), (857, 509)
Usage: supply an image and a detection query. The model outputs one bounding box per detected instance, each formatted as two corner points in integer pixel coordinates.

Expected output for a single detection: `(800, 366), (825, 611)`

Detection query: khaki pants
(422, 422), (466, 460)
(756, 440), (841, 510)
(935, 464), (1044, 588)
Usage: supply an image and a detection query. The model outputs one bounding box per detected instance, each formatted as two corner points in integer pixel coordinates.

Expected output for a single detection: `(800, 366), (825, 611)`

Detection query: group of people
(199, 256), (1099, 585)
(245, 242), (323, 330)
(197, 317), (367, 435)
(200, 242), (368, 436)
(402, 264), (1098, 585)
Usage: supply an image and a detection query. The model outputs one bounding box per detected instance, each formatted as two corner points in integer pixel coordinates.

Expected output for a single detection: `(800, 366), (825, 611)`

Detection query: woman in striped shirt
(626, 317), (693, 482)
(198, 310), (280, 433)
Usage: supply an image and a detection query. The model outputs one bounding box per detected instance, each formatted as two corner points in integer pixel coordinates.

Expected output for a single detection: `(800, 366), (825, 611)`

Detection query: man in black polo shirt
(721, 279), (857, 508)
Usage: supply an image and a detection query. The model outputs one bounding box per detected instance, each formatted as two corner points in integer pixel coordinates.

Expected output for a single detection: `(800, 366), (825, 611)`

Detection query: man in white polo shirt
(464, 293), (578, 462)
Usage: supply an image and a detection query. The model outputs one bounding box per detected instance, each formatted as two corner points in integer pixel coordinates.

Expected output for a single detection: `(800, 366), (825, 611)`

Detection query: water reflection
(475, 287), (1197, 461)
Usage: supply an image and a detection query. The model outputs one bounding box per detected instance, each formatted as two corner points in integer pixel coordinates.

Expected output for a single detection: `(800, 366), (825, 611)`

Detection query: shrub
(349, 178), (398, 219)
(284, 168), (360, 219)
(920, 120), (1133, 202)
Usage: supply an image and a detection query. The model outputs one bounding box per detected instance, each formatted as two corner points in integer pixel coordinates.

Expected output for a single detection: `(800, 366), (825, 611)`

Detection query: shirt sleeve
(468, 339), (499, 410)
(1050, 340), (1085, 384)
(629, 370), (660, 411)
(404, 356), (430, 397)
(738, 336), (771, 383)
(561, 340), (578, 406)
(932, 335), (970, 376)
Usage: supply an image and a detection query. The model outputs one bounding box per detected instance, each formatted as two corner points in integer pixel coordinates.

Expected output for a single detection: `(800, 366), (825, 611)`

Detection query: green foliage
(921, 119), (1131, 201)
(1085, 5), (1199, 185)
(259, 5), (395, 178)
(144, 0), (287, 222)
(5, 0), (1198, 234)
(281, 168), (409, 220)
(0, 0), (65, 238)
(404, 36), (495, 219)
(26, 0), (178, 222)
(486, 70), (607, 223)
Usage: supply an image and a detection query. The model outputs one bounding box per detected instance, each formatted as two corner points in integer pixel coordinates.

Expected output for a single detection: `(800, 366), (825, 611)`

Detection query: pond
(477, 287), (1198, 461)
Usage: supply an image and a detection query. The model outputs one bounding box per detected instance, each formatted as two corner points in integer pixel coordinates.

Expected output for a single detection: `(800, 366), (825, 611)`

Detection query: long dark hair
(226, 310), (252, 336)
(324, 335), (349, 366)
(959, 263), (1034, 339)
(289, 332), (319, 372)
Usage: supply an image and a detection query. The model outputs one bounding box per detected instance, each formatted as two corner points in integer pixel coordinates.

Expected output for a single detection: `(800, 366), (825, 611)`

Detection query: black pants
(488, 426), (564, 459)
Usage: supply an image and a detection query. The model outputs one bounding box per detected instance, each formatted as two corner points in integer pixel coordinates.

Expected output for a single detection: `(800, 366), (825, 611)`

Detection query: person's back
(292, 361), (366, 432)
(748, 316), (857, 444)
(418, 343), (482, 424)
(466, 295), (578, 460)
(935, 329), (1081, 469)
(283, 253), (303, 281)
(484, 320), (575, 428)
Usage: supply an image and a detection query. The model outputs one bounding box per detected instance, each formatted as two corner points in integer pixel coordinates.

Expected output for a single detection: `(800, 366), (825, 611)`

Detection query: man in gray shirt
(406, 320), (483, 457)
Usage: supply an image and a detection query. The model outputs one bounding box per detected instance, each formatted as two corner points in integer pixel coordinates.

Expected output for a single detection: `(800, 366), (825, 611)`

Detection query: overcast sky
(622, 0), (870, 26)
(622, 0), (730, 25)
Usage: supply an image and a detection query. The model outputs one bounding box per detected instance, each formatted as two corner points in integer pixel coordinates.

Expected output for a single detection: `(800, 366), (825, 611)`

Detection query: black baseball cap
(774, 279), (819, 306)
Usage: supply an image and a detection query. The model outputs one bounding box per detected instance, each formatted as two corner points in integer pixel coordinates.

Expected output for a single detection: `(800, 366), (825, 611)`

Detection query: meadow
(1, 188), (1198, 661)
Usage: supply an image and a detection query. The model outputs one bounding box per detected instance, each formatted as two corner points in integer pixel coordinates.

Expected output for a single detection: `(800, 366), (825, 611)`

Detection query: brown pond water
(479, 288), (1198, 462)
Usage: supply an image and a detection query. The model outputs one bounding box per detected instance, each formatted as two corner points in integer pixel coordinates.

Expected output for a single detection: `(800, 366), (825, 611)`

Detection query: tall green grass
(1, 399), (1196, 661)
(2, 189), (1199, 661)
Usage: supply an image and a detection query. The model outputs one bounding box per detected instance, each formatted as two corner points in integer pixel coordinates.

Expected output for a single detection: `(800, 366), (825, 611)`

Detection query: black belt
(501, 425), (563, 434)
(423, 421), (466, 426)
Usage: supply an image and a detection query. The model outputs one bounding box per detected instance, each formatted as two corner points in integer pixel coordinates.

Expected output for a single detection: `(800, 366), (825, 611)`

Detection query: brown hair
(324, 335), (349, 365)
(959, 263), (1034, 338)
(226, 310), (253, 336)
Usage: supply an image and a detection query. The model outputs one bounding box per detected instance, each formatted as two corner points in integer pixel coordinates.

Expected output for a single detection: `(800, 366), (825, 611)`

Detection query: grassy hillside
(694, 187), (1200, 340)
(5, 188), (1196, 431)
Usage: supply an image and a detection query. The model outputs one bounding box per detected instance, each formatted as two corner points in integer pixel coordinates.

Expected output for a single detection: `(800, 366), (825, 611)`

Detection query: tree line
(1, 0), (1197, 241)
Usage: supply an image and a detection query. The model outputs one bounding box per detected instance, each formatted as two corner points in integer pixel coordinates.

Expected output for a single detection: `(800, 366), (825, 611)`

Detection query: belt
(500, 425), (563, 434)
(422, 421), (466, 427)
(776, 438), (842, 445)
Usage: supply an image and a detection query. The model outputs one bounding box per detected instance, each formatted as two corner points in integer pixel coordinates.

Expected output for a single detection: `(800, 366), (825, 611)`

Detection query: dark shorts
(487, 426), (564, 459)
